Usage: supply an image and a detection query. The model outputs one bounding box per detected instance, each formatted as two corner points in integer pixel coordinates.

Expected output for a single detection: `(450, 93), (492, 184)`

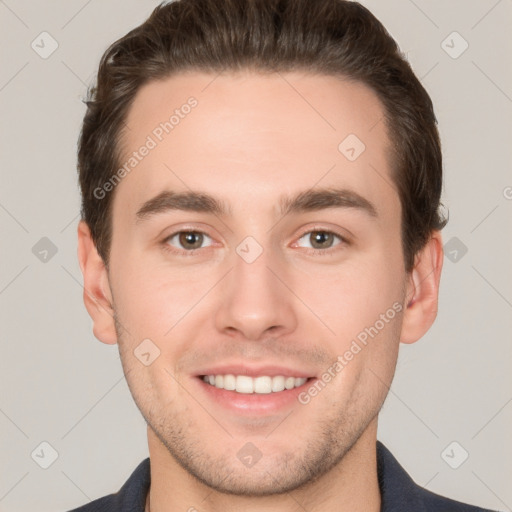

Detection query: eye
(164, 231), (213, 251)
(295, 230), (345, 251)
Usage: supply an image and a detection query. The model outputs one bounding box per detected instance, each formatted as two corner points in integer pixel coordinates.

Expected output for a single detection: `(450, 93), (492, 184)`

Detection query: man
(70, 0), (498, 510)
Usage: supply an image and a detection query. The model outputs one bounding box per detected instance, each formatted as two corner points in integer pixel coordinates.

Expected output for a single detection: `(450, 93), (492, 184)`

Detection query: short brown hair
(78, 0), (447, 272)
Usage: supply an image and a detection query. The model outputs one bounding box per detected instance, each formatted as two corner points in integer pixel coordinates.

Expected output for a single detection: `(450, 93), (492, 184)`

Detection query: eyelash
(296, 228), (349, 257)
(161, 230), (211, 257)
(161, 227), (350, 257)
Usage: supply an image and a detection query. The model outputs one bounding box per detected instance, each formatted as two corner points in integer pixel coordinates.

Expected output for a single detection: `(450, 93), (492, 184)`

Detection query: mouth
(198, 374), (315, 394)
(192, 364), (318, 414)
(194, 373), (317, 415)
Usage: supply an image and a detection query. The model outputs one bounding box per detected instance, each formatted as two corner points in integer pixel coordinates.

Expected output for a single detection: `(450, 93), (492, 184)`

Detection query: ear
(77, 220), (117, 345)
(400, 230), (444, 344)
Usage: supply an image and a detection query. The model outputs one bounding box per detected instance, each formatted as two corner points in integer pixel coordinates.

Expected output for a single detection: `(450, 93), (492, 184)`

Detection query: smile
(201, 374), (310, 394)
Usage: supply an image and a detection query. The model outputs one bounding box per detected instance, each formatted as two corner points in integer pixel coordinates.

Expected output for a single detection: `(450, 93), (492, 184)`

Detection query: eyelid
(159, 224), (351, 257)
(293, 225), (351, 245)
(161, 226), (218, 256)
(159, 222), (220, 243)
(165, 230), (213, 247)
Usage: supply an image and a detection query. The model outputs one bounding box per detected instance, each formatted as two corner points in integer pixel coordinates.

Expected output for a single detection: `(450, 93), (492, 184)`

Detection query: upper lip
(195, 364), (316, 379)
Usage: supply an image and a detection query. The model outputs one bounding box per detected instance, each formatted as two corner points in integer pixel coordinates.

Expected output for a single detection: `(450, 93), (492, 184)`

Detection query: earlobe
(77, 221), (118, 345)
(400, 231), (444, 344)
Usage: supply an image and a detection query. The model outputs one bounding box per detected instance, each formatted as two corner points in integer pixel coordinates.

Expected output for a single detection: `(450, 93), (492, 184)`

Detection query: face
(98, 71), (411, 494)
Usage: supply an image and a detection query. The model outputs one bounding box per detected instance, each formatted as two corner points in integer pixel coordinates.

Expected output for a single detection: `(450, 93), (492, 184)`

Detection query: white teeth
(285, 377), (295, 390)
(254, 376), (272, 394)
(236, 375), (253, 394)
(223, 374), (236, 390)
(202, 374), (308, 394)
(271, 376), (285, 392)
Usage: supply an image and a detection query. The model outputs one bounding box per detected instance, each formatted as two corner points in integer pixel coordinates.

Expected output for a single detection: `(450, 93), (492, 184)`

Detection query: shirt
(68, 441), (500, 511)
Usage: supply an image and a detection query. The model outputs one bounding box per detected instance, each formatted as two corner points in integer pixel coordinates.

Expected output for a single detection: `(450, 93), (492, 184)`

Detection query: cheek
(295, 247), (405, 395)
(111, 256), (218, 341)
(312, 271), (403, 412)
(299, 250), (404, 339)
(118, 338), (184, 426)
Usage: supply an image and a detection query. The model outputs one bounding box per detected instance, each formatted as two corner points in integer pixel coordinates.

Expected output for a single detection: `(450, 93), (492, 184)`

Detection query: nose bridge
(214, 238), (298, 340)
(233, 243), (276, 294)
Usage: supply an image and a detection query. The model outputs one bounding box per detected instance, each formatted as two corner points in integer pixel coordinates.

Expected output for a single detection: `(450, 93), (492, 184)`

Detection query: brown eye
(295, 230), (344, 252)
(178, 232), (204, 249)
(309, 231), (336, 249)
(166, 231), (212, 251)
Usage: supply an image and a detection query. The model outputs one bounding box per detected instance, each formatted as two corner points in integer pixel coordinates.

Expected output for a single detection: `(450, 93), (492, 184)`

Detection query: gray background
(1, 0), (511, 511)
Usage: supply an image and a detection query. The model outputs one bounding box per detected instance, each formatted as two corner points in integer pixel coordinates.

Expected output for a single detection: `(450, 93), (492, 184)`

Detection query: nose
(214, 245), (298, 341)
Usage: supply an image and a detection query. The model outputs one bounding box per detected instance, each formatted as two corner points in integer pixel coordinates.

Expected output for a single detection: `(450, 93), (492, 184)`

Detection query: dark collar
(376, 440), (427, 511)
(75, 441), (494, 511)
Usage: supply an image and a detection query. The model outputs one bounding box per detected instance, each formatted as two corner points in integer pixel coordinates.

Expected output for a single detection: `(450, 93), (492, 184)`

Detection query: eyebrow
(135, 187), (378, 222)
(279, 187), (377, 218)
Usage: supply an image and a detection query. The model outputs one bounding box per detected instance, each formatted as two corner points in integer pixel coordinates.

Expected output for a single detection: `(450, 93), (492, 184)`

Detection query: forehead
(115, 70), (397, 220)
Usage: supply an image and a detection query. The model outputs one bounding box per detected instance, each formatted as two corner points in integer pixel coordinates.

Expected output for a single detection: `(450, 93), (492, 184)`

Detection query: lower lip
(195, 376), (316, 415)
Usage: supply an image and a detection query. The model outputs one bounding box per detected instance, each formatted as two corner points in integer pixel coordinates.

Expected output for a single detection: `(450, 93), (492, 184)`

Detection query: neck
(145, 421), (381, 512)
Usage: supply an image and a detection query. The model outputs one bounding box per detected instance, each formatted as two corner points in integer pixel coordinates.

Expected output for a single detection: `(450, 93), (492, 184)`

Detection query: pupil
(180, 232), (202, 249)
(311, 231), (332, 249)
